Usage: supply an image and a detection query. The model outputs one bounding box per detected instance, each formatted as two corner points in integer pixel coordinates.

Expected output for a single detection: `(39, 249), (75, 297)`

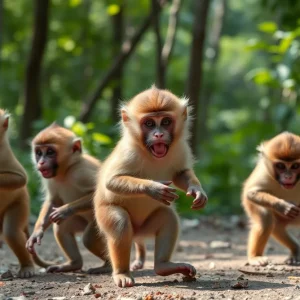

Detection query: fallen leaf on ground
(81, 283), (95, 296)
(0, 270), (13, 280)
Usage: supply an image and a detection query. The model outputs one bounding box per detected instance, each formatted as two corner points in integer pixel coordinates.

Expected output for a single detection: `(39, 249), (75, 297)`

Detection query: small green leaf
(107, 4), (120, 16)
(72, 122), (87, 136)
(92, 133), (112, 145)
(258, 22), (277, 33)
(58, 37), (76, 52)
(69, 0), (82, 7)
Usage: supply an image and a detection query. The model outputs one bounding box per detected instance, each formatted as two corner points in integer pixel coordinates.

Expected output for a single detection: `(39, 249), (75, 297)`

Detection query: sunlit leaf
(107, 4), (120, 16)
(64, 116), (76, 128)
(92, 133), (112, 145)
(72, 122), (87, 136)
(57, 37), (76, 52)
(245, 68), (275, 85)
(278, 33), (293, 53)
(69, 0), (82, 7)
(258, 22), (277, 33)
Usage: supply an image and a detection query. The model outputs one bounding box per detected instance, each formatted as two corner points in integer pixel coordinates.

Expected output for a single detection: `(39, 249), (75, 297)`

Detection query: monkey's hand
(49, 205), (73, 224)
(187, 185), (208, 210)
(146, 181), (179, 206)
(274, 201), (300, 220)
(26, 229), (44, 254)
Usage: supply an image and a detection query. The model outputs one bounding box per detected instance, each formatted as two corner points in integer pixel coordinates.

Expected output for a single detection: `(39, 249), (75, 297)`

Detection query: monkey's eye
(291, 163), (300, 170)
(46, 148), (55, 156)
(35, 149), (42, 157)
(144, 119), (155, 128)
(275, 162), (286, 170)
(161, 118), (172, 126)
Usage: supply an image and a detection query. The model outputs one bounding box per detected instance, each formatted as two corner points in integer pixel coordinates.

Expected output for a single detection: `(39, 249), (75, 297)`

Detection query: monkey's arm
(106, 175), (178, 205)
(173, 169), (207, 210)
(0, 171), (27, 190)
(33, 199), (54, 232)
(49, 193), (93, 224)
(173, 169), (201, 191)
(246, 189), (300, 219)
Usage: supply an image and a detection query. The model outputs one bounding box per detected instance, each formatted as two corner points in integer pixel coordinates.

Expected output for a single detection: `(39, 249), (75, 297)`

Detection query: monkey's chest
(272, 184), (300, 205)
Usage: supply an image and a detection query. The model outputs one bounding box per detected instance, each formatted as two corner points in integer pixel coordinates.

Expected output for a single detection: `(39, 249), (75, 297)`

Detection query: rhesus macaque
(0, 109), (47, 278)
(243, 132), (300, 266)
(26, 124), (110, 273)
(94, 87), (208, 288)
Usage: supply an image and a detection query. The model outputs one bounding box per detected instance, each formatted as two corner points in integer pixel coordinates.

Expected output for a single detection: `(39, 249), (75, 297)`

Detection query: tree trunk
(0, 0), (3, 67)
(20, 0), (50, 147)
(161, 0), (181, 85)
(199, 0), (226, 146)
(110, 4), (124, 123)
(79, 0), (167, 123)
(185, 0), (211, 156)
(152, 0), (164, 88)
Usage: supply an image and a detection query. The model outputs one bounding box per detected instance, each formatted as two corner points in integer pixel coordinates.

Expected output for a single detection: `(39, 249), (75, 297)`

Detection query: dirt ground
(1, 216), (300, 300)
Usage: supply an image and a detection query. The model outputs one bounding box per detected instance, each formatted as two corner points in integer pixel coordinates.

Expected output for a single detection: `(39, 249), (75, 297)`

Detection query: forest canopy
(1, 0), (300, 216)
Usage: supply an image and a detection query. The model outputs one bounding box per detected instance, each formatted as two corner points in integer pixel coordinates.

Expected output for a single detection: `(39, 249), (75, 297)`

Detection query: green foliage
(2, 0), (300, 218)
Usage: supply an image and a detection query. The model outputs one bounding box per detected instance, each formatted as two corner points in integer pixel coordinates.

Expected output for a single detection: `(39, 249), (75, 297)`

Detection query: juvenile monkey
(243, 132), (300, 266)
(26, 124), (110, 273)
(94, 87), (208, 287)
(0, 109), (43, 278)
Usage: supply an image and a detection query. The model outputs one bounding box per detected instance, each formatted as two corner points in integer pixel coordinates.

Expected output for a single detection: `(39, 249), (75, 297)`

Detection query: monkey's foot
(87, 262), (112, 274)
(155, 262), (196, 277)
(285, 255), (300, 265)
(47, 262), (82, 273)
(18, 265), (35, 278)
(113, 273), (135, 288)
(130, 259), (144, 271)
(248, 256), (269, 266)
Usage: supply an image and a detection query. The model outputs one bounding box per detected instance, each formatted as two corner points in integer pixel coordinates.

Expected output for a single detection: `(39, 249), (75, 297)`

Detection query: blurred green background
(1, 0), (300, 216)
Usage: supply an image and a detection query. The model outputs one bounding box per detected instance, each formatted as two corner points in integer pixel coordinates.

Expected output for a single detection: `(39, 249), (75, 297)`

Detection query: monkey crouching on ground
(26, 124), (111, 274)
(94, 86), (208, 287)
(243, 132), (300, 266)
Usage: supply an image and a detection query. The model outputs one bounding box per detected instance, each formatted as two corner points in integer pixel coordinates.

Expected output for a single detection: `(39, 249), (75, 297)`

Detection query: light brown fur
(27, 124), (110, 273)
(243, 132), (300, 266)
(0, 109), (39, 278)
(94, 87), (207, 287)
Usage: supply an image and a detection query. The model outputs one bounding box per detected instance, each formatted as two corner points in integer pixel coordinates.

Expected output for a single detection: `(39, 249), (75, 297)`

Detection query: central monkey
(94, 87), (208, 287)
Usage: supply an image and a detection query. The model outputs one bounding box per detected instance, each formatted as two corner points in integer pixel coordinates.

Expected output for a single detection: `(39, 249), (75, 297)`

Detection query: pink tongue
(153, 143), (167, 156)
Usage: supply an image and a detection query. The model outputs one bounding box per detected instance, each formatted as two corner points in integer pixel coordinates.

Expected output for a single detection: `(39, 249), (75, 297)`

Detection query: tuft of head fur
(32, 123), (76, 146)
(258, 131), (300, 161)
(120, 86), (191, 142)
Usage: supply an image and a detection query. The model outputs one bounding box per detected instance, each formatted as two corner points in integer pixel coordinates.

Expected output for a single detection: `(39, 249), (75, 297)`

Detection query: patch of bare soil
(1, 216), (300, 300)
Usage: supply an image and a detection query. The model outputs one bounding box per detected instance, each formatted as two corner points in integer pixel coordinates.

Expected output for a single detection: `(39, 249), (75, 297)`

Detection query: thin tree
(152, 0), (181, 89)
(20, 0), (50, 147)
(199, 0), (226, 145)
(110, 4), (124, 123)
(79, 0), (167, 123)
(185, 0), (211, 155)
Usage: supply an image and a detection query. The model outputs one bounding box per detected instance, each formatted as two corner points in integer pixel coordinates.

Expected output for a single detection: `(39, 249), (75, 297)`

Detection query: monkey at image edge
(243, 132), (300, 266)
(93, 86), (208, 288)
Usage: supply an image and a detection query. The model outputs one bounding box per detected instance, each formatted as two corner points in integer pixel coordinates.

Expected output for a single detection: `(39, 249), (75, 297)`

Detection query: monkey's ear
(72, 138), (82, 153)
(121, 109), (130, 123)
(182, 106), (188, 120)
(3, 115), (9, 130)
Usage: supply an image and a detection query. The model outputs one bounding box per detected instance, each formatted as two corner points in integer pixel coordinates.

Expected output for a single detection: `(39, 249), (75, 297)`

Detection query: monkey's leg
(139, 207), (196, 277)
(130, 240), (146, 271)
(247, 208), (273, 266)
(82, 221), (111, 274)
(272, 220), (300, 265)
(3, 202), (35, 278)
(47, 216), (86, 273)
(96, 205), (134, 288)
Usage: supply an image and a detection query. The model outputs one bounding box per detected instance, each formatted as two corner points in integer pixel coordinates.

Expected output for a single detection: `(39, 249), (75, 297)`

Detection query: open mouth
(150, 143), (168, 158)
(281, 183), (295, 189)
(39, 168), (53, 178)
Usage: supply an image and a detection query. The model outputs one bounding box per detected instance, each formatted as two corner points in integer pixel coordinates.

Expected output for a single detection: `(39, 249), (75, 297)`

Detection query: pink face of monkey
(274, 161), (300, 189)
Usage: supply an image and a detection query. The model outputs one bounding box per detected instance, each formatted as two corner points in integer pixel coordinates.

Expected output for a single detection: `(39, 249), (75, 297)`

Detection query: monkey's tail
(25, 227), (56, 268)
